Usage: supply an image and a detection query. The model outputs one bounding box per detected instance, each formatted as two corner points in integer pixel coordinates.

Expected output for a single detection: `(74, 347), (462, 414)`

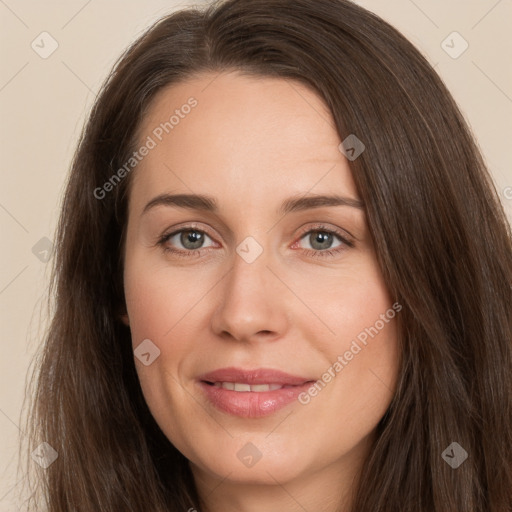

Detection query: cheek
(296, 257), (399, 433)
(298, 254), (396, 354)
(123, 255), (198, 411)
(123, 252), (210, 345)
(123, 249), (219, 389)
(123, 259), (209, 442)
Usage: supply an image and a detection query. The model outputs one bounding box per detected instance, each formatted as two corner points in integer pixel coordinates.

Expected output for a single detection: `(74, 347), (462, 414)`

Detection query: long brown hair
(21, 0), (512, 510)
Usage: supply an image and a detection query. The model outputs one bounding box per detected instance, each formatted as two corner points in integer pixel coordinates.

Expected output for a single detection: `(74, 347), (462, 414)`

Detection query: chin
(185, 435), (316, 485)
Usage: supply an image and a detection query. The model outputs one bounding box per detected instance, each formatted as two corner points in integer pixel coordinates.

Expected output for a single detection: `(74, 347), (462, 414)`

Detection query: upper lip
(198, 367), (315, 386)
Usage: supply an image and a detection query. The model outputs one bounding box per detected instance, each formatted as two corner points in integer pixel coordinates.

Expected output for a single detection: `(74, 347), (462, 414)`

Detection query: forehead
(130, 71), (359, 209)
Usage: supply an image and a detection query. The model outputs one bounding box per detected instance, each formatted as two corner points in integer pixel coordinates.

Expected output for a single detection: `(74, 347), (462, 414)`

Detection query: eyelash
(157, 223), (355, 259)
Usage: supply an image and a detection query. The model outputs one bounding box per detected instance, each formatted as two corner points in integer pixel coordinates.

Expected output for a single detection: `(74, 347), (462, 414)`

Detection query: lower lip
(198, 381), (313, 418)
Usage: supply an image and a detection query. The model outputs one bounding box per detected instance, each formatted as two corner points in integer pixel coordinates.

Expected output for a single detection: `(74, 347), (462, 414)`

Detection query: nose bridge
(211, 240), (287, 341)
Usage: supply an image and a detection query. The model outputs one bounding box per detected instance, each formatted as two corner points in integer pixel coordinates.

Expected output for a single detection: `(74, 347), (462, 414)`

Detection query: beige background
(1, 0), (511, 508)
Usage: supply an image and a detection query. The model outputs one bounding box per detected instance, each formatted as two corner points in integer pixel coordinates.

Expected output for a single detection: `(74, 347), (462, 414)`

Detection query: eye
(158, 227), (216, 257)
(300, 230), (341, 251)
(157, 223), (354, 260)
(293, 225), (354, 259)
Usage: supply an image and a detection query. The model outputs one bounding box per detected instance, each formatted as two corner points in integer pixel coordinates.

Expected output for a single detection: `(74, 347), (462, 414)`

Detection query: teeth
(234, 383), (251, 392)
(252, 384), (272, 392)
(212, 382), (286, 392)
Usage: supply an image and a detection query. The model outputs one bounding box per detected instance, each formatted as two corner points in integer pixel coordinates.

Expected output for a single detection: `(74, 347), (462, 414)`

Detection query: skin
(122, 71), (400, 512)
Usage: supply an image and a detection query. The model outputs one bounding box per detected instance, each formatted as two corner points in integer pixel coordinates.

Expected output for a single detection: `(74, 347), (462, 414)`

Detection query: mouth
(205, 382), (297, 392)
(197, 367), (316, 418)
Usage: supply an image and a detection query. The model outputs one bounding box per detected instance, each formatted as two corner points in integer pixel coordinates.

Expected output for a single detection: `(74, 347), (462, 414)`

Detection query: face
(122, 71), (399, 491)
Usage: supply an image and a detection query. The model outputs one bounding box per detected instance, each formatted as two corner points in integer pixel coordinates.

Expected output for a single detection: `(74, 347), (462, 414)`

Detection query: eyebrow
(141, 193), (364, 217)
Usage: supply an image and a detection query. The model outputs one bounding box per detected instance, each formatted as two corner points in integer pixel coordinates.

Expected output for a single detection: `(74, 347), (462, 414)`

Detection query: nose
(210, 247), (289, 343)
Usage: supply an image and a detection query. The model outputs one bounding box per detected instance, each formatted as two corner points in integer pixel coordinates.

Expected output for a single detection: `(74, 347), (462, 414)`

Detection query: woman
(22, 0), (512, 510)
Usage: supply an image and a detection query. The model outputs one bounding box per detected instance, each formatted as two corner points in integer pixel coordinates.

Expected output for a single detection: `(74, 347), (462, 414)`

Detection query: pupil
(181, 230), (204, 249)
(311, 231), (332, 250)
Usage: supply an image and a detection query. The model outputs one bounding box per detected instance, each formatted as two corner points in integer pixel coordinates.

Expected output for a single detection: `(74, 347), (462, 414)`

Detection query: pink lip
(197, 367), (315, 418)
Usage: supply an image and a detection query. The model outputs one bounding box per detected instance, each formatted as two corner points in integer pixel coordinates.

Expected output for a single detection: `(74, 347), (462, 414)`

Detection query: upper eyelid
(164, 224), (214, 240)
(296, 223), (353, 241)
(161, 222), (227, 245)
